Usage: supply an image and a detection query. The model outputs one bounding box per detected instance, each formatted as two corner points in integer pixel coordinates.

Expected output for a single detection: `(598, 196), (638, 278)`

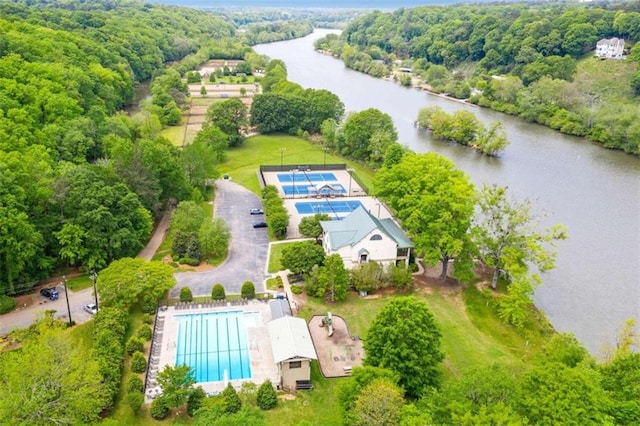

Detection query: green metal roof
(320, 206), (413, 250)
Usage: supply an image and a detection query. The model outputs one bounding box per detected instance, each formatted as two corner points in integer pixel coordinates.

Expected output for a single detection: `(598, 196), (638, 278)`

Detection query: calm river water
(255, 29), (640, 354)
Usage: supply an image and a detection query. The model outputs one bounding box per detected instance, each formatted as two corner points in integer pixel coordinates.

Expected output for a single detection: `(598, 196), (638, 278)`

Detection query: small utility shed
(267, 316), (317, 391)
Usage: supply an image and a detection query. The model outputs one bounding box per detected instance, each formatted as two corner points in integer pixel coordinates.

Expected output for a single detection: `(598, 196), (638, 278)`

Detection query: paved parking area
(171, 180), (269, 297)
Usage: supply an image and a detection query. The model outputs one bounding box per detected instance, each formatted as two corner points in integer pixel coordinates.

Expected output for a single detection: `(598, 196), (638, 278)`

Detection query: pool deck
(145, 301), (279, 401)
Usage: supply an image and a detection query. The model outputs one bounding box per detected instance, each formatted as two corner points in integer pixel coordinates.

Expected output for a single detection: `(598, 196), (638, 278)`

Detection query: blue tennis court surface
(295, 200), (363, 215)
(283, 184), (346, 196)
(278, 172), (337, 183)
(176, 311), (255, 383)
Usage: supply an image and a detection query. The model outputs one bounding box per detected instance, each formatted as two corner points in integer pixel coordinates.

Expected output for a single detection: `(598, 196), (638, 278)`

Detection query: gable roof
(320, 206), (413, 250)
(268, 316), (317, 363)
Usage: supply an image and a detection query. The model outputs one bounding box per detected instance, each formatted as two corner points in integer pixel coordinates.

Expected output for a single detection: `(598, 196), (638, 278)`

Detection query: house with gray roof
(595, 37), (625, 59)
(267, 315), (317, 391)
(320, 206), (413, 269)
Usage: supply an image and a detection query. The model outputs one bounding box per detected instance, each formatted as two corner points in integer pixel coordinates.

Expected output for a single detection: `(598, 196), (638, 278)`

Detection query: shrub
(180, 287), (193, 302)
(211, 283), (226, 300)
(241, 281), (255, 299)
(276, 276), (284, 288)
(127, 375), (144, 393)
(187, 386), (207, 416)
(257, 379), (278, 410)
(142, 314), (154, 325)
(131, 351), (147, 373)
(126, 337), (144, 355)
(140, 296), (156, 314)
(291, 285), (303, 295)
(0, 295), (16, 314)
(137, 325), (152, 341)
(222, 383), (241, 414)
(126, 391), (144, 414)
(150, 396), (169, 420)
(179, 257), (200, 266)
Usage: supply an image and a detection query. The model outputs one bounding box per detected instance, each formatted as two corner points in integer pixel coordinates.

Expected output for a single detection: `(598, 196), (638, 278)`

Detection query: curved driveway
(170, 180), (270, 297)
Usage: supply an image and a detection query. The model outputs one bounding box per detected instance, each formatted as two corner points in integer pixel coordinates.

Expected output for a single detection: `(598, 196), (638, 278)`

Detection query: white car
(84, 303), (98, 315)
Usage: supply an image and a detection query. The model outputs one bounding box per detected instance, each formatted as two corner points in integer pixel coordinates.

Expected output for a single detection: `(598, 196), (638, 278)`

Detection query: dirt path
(138, 209), (173, 261)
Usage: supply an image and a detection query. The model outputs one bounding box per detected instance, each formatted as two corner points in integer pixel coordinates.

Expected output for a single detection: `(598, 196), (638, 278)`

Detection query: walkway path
(138, 209), (173, 261)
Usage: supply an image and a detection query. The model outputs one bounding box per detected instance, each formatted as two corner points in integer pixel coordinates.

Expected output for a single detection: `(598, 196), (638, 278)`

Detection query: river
(255, 29), (640, 355)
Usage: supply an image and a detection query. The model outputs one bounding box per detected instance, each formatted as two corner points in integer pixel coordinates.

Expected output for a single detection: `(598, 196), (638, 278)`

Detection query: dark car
(253, 221), (268, 228)
(250, 208), (264, 215)
(40, 287), (59, 301)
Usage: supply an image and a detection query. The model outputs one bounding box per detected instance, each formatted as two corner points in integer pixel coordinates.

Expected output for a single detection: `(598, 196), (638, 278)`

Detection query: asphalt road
(170, 179), (269, 297)
(0, 286), (96, 336)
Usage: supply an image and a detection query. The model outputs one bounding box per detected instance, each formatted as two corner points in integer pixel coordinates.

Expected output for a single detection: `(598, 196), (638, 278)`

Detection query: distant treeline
(315, 2), (640, 155)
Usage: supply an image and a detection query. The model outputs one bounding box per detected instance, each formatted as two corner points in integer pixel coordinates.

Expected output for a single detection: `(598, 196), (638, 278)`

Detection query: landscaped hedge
(262, 185), (289, 237)
(92, 307), (128, 407)
(212, 283), (226, 300)
(241, 281), (256, 299)
(180, 286), (193, 302)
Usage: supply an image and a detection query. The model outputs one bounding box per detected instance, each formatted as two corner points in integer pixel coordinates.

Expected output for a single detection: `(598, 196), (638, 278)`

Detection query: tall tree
(205, 98), (248, 147)
(472, 184), (567, 290)
(374, 153), (475, 280)
(317, 253), (349, 302)
(364, 297), (444, 398)
(280, 241), (325, 276)
(298, 213), (331, 239)
(353, 378), (404, 426)
(342, 108), (397, 164)
(97, 257), (176, 308)
(157, 364), (196, 409)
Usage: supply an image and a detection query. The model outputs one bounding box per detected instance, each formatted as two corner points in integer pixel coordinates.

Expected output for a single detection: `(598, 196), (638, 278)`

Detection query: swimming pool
(175, 311), (255, 383)
(295, 200), (364, 215)
(277, 172), (337, 183)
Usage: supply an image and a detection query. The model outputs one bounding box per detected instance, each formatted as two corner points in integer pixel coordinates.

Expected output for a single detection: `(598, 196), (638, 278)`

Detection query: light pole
(323, 147), (329, 167)
(90, 269), (99, 310)
(375, 202), (381, 218)
(279, 147), (286, 169)
(347, 168), (354, 196)
(61, 275), (72, 327)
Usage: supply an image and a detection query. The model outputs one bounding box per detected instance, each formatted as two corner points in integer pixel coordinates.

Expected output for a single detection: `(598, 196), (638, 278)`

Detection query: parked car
(84, 303), (98, 315)
(253, 221), (268, 228)
(40, 287), (59, 301)
(250, 208), (264, 215)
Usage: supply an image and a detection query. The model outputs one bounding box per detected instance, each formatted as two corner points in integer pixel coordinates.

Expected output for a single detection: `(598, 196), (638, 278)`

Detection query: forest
(314, 1), (640, 154)
(0, 0), (246, 296)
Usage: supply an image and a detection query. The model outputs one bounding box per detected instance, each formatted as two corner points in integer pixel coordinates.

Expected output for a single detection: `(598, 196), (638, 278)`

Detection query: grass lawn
(297, 285), (548, 382)
(267, 241), (292, 273)
(160, 116), (188, 147)
(65, 274), (94, 292)
(575, 55), (638, 102)
(219, 135), (375, 195)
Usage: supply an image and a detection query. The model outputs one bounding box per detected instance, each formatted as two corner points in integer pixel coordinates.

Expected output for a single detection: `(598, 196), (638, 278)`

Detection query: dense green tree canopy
(364, 297), (444, 398)
(375, 152), (476, 280)
(97, 257), (176, 308)
(280, 241), (325, 276)
(0, 323), (108, 425)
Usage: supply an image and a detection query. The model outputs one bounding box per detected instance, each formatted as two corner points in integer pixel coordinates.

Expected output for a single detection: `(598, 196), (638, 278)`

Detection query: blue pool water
(176, 311), (255, 383)
(295, 200), (363, 215)
(277, 172), (337, 183)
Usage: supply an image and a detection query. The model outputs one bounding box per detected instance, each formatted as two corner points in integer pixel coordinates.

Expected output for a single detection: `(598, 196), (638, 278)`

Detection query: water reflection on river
(255, 30), (640, 354)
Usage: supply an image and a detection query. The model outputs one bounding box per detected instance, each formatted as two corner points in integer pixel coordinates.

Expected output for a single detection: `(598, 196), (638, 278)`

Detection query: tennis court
(277, 172), (337, 183)
(295, 200), (363, 215)
(282, 184), (346, 196)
